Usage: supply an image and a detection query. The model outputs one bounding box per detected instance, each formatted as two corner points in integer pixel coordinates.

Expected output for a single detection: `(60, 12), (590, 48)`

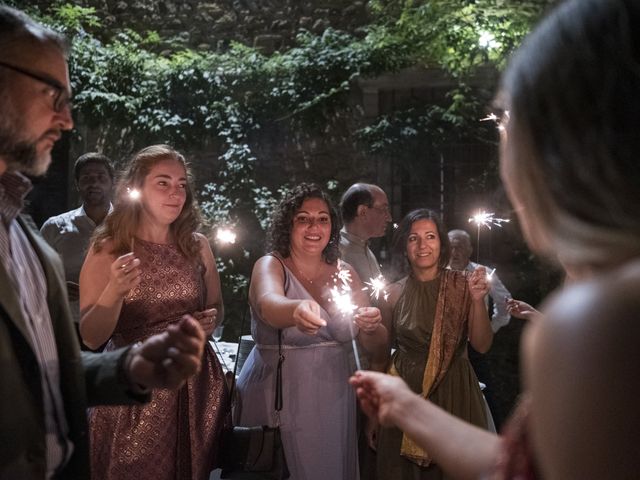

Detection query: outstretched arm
(350, 371), (500, 480)
(250, 255), (326, 334)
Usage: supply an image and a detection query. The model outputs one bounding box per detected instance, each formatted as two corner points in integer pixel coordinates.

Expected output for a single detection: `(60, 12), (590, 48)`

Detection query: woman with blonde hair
(80, 144), (228, 479)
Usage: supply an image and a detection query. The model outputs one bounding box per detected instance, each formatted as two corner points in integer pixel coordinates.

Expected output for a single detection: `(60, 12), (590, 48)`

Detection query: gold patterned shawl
(389, 269), (471, 466)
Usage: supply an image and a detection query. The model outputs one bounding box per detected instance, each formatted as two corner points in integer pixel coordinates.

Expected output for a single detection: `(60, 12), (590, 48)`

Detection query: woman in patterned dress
(79, 144), (229, 480)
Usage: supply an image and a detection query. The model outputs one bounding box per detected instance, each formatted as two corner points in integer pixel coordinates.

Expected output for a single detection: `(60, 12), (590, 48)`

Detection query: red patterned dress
(89, 238), (229, 480)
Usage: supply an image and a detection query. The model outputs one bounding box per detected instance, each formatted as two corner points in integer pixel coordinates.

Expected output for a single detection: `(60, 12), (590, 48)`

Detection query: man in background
(339, 182), (391, 283)
(448, 228), (512, 429)
(339, 182), (391, 480)
(41, 153), (114, 333)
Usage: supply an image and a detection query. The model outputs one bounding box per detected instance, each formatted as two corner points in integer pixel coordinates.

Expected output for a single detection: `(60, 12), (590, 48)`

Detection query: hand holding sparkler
(354, 307), (382, 334)
(292, 299), (326, 335)
(468, 266), (490, 301)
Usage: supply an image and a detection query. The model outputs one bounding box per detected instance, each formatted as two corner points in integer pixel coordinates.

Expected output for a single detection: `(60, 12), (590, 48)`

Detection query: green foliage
(370, 0), (554, 75)
(24, 1), (550, 334)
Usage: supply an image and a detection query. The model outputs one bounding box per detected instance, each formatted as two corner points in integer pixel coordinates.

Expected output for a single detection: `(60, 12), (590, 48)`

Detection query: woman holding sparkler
(79, 145), (229, 480)
(351, 0), (640, 478)
(375, 208), (493, 480)
(236, 183), (387, 480)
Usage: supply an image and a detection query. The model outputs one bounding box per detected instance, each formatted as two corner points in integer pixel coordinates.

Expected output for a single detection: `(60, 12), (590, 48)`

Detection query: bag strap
(228, 255), (285, 421)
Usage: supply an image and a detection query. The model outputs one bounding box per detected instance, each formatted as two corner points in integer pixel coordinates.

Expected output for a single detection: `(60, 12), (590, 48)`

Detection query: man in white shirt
(448, 229), (512, 332)
(339, 182), (391, 480)
(448, 228), (512, 429)
(41, 153), (114, 329)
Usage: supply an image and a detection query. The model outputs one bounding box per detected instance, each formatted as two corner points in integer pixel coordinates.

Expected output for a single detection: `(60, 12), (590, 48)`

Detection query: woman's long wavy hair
(92, 144), (201, 261)
(267, 183), (341, 264)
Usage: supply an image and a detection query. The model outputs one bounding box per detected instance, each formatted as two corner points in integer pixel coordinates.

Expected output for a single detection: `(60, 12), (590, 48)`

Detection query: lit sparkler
(362, 274), (389, 302)
(487, 267), (496, 281)
(216, 227), (237, 245)
(468, 210), (510, 262)
(330, 268), (362, 371)
(126, 187), (141, 251)
(480, 111), (509, 132)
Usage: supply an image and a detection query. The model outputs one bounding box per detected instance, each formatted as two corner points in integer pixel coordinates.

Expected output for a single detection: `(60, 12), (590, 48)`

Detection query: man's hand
(127, 315), (206, 390)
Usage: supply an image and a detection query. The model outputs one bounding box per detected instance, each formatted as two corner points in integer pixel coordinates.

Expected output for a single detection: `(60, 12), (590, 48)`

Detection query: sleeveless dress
(377, 275), (487, 480)
(236, 260), (359, 480)
(88, 238), (229, 480)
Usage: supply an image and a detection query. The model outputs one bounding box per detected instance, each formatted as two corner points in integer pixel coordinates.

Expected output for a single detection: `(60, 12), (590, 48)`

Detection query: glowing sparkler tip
(127, 188), (141, 200)
(363, 274), (389, 302)
(468, 210), (510, 230)
(216, 228), (237, 244)
(330, 287), (357, 314)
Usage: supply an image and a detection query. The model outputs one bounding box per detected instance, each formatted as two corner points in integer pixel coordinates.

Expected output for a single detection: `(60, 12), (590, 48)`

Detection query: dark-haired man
(41, 153), (114, 328)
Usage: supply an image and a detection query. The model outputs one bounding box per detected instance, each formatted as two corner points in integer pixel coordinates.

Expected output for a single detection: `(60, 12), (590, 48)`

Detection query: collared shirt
(0, 171), (73, 479)
(339, 228), (382, 284)
(41, 204), (113, 323)
(460, 261), (512, 332)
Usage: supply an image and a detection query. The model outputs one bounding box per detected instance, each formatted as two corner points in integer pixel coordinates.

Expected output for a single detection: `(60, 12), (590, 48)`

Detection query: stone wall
(29, 0), (370, 53)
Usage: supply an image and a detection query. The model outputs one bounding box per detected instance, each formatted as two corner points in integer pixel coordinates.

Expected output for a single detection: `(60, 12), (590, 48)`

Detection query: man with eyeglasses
(40, 153), (115, 338)
(0, 6), (206, 479)
(339, 183), (391, 285)
(339, 182), (391, 480)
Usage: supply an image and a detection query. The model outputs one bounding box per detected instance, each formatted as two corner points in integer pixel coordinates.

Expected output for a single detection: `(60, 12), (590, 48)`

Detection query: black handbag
(217, 330), (290, 480)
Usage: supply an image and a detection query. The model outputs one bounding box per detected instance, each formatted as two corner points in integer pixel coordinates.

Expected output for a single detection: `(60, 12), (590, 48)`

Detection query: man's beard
(0, 93), (47, 176)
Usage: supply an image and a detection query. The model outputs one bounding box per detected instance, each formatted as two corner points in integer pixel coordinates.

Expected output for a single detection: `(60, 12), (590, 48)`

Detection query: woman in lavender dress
(79, 145), (229, 480)
(236, 183), (388, 480)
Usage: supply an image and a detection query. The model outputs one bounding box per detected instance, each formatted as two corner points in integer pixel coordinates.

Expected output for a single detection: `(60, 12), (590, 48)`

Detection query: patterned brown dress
(89, 238), (229, 480)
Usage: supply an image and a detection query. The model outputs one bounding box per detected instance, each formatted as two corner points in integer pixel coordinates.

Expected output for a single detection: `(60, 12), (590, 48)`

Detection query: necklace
(290, 258), (322, 284)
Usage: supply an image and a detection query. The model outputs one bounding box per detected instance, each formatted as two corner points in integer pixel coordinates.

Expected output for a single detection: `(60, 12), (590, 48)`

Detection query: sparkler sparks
(468, 210), (510, 262)
(480, 110), (509, 132)
(362, 275), (389, 302)
(330, 268), (361, 371)
(468, 211), (510, 230)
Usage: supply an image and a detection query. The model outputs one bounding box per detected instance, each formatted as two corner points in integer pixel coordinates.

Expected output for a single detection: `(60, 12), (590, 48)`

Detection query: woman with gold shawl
(375, 208), (493, 479)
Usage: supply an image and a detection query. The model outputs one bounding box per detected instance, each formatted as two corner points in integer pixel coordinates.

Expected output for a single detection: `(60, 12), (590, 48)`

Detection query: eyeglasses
(369, 204), (391, 215)
(0, 61), (71, 112)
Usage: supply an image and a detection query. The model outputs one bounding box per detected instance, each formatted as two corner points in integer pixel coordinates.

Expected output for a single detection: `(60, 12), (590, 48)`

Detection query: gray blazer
(0, 215), (147, 479)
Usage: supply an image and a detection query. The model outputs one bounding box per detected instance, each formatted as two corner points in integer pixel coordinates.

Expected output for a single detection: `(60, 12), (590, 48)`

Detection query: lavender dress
(236, 260), (359, 480)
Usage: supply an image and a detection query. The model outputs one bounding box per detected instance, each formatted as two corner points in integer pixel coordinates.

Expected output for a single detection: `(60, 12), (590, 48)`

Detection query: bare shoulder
(540, 261), (640, 348)
(524, 261), (640, 479)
